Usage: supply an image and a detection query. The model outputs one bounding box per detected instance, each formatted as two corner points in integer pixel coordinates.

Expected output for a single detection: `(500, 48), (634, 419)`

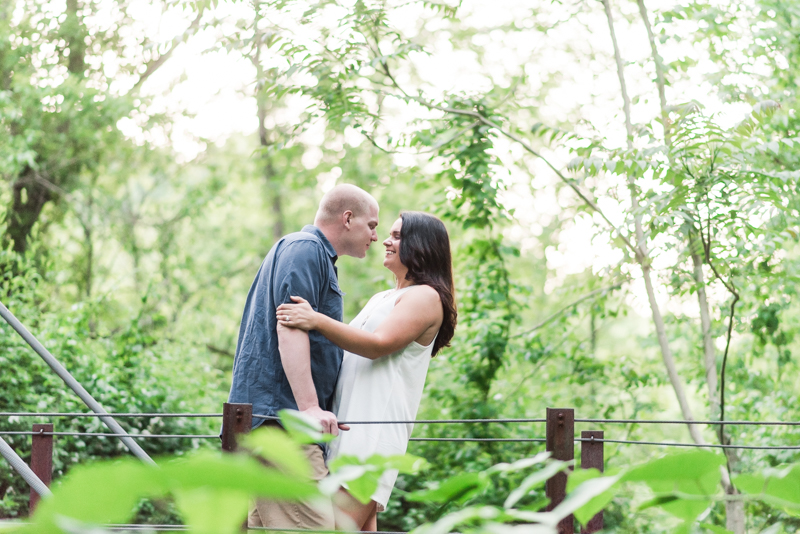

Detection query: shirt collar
(302, 225), (338, 263)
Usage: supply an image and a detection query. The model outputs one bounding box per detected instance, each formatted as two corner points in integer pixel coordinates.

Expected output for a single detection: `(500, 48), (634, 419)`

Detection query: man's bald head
(314, 184), (379, 258)
(314, 184), (378, 226)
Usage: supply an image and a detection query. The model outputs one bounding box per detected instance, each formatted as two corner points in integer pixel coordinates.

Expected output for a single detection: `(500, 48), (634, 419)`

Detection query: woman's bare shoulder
(399, 284), (441, 304)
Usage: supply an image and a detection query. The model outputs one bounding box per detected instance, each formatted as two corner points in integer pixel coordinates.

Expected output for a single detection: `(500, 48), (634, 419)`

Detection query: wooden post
(546, 407), (574, 534)
(221, 403), (252, 452)
(580, 430), (604, 533)
(29, 423), (53, 513)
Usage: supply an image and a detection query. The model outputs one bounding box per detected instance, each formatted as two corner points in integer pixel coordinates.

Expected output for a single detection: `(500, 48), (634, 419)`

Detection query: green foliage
(0, 254), (224, 518)
(3, 0), (800, 532)
(325, 453), (428, 505)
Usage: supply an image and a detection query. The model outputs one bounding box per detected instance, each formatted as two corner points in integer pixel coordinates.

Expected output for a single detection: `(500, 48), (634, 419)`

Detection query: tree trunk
(3, 0), (87, 254)
(690, 234), (718, 412)
(257, 104), (284, 243)
(636, 0), (745, 529)
(601, 0), (704, 444)
(5, 172), (51, 254)
(253, 1), (284, 243)
(64, 0), (86, 76)
(82, 188), (95, 299)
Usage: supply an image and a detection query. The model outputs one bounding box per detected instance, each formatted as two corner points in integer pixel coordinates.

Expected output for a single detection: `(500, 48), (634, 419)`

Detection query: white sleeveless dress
(328, 286), (436, 511)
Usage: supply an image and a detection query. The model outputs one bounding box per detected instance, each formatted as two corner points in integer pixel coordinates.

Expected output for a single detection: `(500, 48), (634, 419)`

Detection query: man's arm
(277, 286), (443, 359)
(277, 322), (347, 435)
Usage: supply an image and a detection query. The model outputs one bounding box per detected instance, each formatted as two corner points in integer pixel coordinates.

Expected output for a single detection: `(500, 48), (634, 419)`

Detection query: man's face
(345, 202), (379, 258)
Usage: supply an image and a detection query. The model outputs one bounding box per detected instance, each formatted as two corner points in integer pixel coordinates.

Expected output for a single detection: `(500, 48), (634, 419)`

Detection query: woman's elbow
(365, 341), (403, 359)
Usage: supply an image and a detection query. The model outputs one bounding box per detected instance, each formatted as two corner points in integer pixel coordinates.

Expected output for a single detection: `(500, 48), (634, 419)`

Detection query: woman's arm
(277, 286), (442, 359)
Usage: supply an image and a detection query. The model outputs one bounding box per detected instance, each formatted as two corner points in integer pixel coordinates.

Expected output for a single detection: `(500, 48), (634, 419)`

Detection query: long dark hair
(399, 211), (457, 356)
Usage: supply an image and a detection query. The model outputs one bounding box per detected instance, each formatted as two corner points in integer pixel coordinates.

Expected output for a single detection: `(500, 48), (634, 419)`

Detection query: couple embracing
(226, 184), (457, 531)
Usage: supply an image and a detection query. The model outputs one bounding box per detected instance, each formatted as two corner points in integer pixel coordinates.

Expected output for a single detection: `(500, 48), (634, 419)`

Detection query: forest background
(0, 0), (799, 532)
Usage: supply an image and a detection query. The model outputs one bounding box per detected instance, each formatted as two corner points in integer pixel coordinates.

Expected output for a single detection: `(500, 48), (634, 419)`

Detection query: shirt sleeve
(273, 241), (328, 310)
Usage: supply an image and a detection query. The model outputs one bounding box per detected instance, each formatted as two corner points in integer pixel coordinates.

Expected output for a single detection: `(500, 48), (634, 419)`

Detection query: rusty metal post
(29, 423), (53, 513)
(580, 430), (604, 533)
(221, 403), (252, 452)
(546, 407), (574, 534)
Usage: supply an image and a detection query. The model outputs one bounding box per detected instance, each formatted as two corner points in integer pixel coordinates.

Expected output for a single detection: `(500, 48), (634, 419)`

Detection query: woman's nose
(383, 238), (391, 246)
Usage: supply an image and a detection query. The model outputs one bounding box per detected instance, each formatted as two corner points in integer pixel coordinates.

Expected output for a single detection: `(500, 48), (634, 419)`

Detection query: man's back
(227, 225), (344, 427)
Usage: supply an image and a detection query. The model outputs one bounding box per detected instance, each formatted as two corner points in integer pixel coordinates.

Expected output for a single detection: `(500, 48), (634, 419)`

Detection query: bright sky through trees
(109, 0), (760, 315)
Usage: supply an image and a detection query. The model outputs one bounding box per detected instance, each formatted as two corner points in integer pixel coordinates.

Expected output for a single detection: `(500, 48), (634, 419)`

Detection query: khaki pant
(247, 424), (334, 530)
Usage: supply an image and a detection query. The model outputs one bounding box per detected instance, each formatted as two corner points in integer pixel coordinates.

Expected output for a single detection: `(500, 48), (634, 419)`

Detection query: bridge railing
(4, 406), (800, 533)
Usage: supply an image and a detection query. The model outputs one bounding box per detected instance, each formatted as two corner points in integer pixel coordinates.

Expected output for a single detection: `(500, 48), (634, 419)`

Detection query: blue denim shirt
(227, 225), (344, 428)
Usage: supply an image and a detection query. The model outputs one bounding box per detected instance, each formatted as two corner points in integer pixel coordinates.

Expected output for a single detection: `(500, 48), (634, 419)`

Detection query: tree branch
(132, 9), (204, 92)
(373, 56), (637, 254)
(362, 120), (480, 155)
(512, 283), (623, 338)
(206, 344), (235, 358)
(636, 0), (671, 144)
(404, 94), (637, 255)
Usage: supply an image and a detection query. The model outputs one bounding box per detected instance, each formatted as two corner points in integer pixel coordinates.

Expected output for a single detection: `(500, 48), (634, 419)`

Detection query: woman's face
(382, 218), (406, 274)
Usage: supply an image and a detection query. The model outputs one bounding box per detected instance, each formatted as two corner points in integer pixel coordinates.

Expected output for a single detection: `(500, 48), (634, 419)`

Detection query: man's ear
(342, 210), (354, 229)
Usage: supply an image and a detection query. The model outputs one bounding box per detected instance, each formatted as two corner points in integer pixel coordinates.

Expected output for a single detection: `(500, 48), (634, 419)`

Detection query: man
(227, 184), (379, 529)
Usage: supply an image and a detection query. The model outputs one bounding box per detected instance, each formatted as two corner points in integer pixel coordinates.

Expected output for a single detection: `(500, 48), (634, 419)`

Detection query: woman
(276, 211), (457, 530)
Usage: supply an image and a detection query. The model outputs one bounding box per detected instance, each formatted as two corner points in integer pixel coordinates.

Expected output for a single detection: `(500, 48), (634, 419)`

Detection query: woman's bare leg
(335, 488), (378, 531)
(362, 506), (377, 531)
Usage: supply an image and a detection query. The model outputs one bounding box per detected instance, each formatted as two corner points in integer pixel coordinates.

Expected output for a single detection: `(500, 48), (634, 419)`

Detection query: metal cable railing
(0, 524), (406, 534)
(3, 407), (799, 534)
(2, 301), (800, 532)
(103, 527), (406, 533)
(0, 412), (225, 418)
(4, 412), (800, 426)
(1, 428), (799, 449)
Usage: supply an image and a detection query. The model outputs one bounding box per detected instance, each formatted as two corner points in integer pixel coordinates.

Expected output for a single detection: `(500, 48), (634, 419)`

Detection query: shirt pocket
(321, 278), (344, 321)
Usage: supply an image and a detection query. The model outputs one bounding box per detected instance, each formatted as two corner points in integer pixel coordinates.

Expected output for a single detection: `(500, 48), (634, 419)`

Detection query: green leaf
(638, 494), (681, 511)
(158, 451), (318, 501)
(488, 452), (551, 475)
(239, 426), (311, 477)
(173, 487), (250, 534)
(699, 523), (733, 533)
(321, 462), (379, 504)
(278, 409), (334, 444)
(622, 450), (724, 490)
(324, 453), (428, 504)
(652, 492), (711, 522)
(32, 459), (168, 527)
(505, 461), (572, 509)
(519, 495), (551, 512)
(412, 506), (508, 534)
(566, 468), (602, 493)
(367, 453), (430, 474)
(557, 471), (620, 525)
(407, 472), (489, 504)
(31, 452), (319, 533)
(623, 451), (724, 522)
(753, 100), (780, 118)
(735, 465), (800, 512)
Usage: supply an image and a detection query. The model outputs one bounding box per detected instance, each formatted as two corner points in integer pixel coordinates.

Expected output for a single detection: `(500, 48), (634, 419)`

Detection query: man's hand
(277, 322), (349, 436)
(301, 406), (350, 435)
